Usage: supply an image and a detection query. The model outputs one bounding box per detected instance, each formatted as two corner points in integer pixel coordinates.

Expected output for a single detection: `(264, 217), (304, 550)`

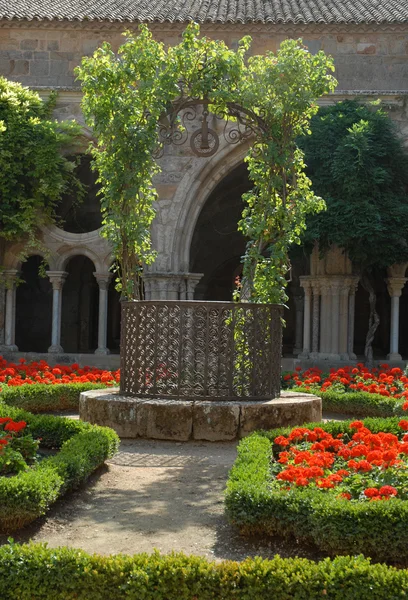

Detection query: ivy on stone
(301, 100), (408, 361)
(0, 77), (83, 249)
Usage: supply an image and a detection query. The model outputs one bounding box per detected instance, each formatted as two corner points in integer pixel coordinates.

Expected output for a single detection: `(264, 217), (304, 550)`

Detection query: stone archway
(61, 255), (99, 353)
(170, 141), (250, 274)
(15, 255), (53, 352)
(189, 162), (250, 300)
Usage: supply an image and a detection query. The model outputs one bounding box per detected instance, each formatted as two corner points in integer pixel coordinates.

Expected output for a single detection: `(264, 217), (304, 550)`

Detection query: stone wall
(1, 22), (408, 91)
(2, 20), (406, 282)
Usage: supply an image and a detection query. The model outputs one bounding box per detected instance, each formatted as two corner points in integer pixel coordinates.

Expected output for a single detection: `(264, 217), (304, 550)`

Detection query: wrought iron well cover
(120, 300), (282, 401)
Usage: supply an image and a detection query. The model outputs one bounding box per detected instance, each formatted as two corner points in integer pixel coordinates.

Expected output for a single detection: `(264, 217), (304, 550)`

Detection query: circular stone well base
(79, 389), (322, 441)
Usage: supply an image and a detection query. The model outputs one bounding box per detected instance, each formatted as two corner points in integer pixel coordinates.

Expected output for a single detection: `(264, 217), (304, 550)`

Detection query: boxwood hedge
(0, 403), (119, 532)
(0, 382), (110, 413)
(0, 543), (408, 599)
(225, 417), (408, 564)
(295, 388), (405, 418)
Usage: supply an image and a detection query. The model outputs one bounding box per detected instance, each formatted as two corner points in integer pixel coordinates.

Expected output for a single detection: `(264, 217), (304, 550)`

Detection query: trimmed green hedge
(0, 382), (111, 413)
(320, 390), (405, 417)
(0, 403), (119, 532)
(0, 544), (408, 599)
(295, 387), (405, 418)
(225, 417), (408, 564)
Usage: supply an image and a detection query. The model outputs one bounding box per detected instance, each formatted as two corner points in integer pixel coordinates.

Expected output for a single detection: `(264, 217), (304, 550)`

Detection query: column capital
(46, 270), (68, 291)
(329, 280), (342, 295)
(93, 272), (113, 291)
(299, 276), (312, 294)
(309, 278), (320, 295)
(319, 280), (331, 295)
(386, 277), (407, 298)
(3, 269), (20, 285)
(348, 276), (360, 294)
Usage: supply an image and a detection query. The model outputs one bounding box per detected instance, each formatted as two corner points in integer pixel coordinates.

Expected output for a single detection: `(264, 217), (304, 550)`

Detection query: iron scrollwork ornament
(190, 108), (219, 157)
(153, 92), (264, 159)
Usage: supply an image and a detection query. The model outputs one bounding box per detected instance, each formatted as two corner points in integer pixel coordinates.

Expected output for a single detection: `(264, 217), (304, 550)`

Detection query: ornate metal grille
(120, 300), (282, 400)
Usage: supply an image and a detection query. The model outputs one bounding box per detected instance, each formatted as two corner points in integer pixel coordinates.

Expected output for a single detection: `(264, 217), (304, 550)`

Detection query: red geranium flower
(379, 486), (398, 497)
(4, 420), (26, 433)
(364, 488), (380, 498)
(350, 421), (364, 430)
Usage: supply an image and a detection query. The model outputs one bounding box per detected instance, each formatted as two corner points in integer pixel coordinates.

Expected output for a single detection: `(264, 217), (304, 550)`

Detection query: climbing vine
(0, 77), (83, 249)
(77, 24), (336, 301)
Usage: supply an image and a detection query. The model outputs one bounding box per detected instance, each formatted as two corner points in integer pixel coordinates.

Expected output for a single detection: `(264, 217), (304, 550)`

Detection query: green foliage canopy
(77, 24), (336, 301)
(300, 100), (408, 269)
(0, 77), (82, 245)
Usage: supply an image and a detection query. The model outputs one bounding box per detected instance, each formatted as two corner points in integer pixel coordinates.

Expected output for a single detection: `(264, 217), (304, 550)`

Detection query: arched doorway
(189, 163), (249, 300)
(56, 155), (102, 234)
(399, 271), (408, 359)
(61, 255), (99, 353)
(15, 255), (52, 352)
(189, 161), (299, 353)
(354, 270), (390, 358)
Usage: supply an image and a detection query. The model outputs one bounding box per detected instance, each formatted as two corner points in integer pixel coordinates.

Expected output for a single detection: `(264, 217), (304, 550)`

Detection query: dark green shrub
(293, 387), (405, 418)
(0, 543), (407, 599)
(226, 418), (408, 564)
(0, 404), (119, 531)
(0, 382), (110, 413)
(320, 389), (404, 417)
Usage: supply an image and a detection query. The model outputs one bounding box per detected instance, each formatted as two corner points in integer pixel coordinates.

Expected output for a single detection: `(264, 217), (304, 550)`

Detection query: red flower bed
(0, 416), (39, 475)
(0, 357), (120, 388)
(273, 418), (408, 501)
(283, 363), (408, 399)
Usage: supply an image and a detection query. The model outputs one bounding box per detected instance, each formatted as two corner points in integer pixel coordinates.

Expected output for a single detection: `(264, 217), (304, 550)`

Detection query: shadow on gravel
(0, 438), (329, 562)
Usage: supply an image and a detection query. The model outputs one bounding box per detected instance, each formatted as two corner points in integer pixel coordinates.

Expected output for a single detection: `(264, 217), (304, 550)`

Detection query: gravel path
(0, 412), (351, 560)
(0, 438), (326, 561)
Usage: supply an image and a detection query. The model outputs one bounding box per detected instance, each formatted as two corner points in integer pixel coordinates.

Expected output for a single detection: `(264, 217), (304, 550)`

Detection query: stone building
(0, 0), (408, 368)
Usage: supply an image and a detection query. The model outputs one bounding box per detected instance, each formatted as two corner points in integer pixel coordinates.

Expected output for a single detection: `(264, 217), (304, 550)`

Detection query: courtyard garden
(0, 371), (408, 597)
(1, 16), (408, 599)
(0, 358), (407, 597)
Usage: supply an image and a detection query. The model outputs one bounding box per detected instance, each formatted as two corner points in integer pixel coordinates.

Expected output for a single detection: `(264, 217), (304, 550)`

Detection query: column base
(48, 344), (64, 353)
(0, 344), (18, 352)
(293, 347), (302, 356)
(315, 353), (341, 360)
(387, 352), (402, 362)
(299, 350), (310, 359)
(95, 347), (110, 355)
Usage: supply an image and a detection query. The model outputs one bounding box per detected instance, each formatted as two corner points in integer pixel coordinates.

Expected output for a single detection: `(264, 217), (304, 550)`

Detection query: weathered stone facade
(0, 16), (408, 365)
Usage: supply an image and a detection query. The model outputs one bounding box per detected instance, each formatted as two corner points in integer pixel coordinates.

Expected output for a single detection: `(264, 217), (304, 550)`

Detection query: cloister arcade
(0, 146), (407, 366)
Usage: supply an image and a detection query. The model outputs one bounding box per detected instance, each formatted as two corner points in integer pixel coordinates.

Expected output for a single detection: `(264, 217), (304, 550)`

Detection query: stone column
(386, 277), (407, 361)
(293, 294), (304, 355)
(347, 279), (358, 360)
(319, 279), (332, 357)
(328, 279), (340, 359)
(339, 280), (350, 359)
(94, 273), (113, 355)
(0, 274), (5, 346)
(46, 271), (68, 353)
(3, 269), (19, 351)
(143, 272), (203, 300)
(310, 279), (320, 358)
(299, 277), (311, 358)
(185, 273), (204, 300)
